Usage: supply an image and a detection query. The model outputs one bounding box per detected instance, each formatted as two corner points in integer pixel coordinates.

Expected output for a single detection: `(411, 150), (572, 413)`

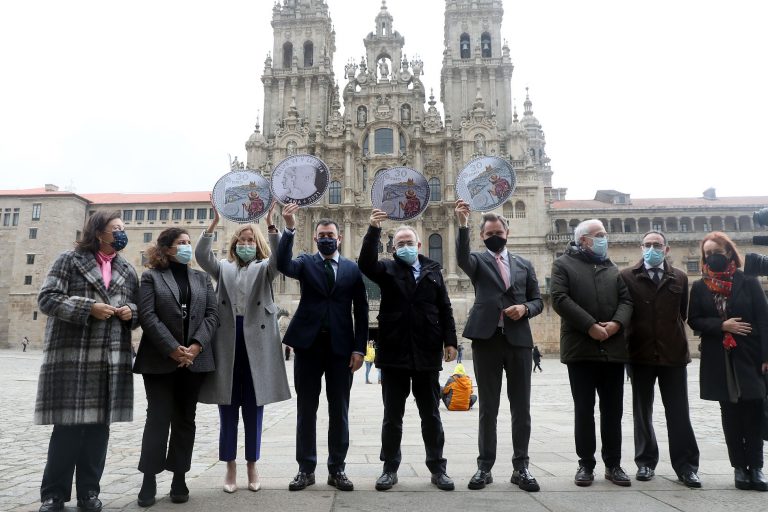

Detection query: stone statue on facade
(357, 106), (368, 127)
(378, 58), (389, 80)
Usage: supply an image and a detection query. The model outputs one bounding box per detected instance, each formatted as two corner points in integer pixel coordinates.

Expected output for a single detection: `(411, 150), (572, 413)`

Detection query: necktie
(495, 254), (510, 289)
(324, 259), (335, 290)
(651, 268), (661, 285)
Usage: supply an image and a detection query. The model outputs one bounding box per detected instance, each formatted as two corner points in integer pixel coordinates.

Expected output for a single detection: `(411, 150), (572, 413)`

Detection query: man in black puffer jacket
(551, 219), (633, 488)
(358, 209), (458, 493)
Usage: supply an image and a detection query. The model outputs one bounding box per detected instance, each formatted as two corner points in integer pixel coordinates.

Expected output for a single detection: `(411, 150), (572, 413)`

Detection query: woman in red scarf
(688, 232), (768, 491)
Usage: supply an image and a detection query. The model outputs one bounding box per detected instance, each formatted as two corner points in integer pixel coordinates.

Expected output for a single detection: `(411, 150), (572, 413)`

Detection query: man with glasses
(619, 231), (701, 488)
(358, 209), (458, 491)
(551, 219), (633, 487)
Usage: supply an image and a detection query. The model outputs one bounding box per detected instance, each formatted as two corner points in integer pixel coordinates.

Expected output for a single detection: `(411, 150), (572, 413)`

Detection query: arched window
(374, 128), (393, 154)
(515, 200), (526, 219)
(460, 33), (470, 59)
(429, 177), (441, 202)
(481, 32), (492, 58)
(303, 41), (313, 67)
(283, 42), (293, 68)
(503, 202), (514, 219)
(328, 180), (341, 204)
(429, 234), (443, 266)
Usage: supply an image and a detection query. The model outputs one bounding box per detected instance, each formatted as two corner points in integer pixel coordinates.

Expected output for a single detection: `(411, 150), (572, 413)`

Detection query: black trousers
(380, 367), (447, 474)
(567, 361), (625, 470)
(293, 332), (353, 474)
(472, 333), (532, 471)
(40, 424), (109, 502)
(720, 399), (765, 469)
(630, 364), (700, 474)
(138, 368), (205, 475)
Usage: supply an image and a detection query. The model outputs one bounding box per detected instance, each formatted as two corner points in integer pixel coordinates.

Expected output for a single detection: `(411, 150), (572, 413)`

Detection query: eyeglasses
(641, 243), (665, 249)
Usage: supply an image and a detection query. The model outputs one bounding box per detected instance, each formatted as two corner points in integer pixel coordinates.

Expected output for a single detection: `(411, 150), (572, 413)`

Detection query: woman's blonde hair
(227, 224), (270, 266)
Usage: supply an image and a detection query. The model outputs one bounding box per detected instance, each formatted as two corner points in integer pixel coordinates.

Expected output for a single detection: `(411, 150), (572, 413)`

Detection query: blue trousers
(218, 316), (264, 462)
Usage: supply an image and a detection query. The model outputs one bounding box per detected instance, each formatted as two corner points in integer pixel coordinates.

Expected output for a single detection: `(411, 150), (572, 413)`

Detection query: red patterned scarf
(703, 261), (737, 350)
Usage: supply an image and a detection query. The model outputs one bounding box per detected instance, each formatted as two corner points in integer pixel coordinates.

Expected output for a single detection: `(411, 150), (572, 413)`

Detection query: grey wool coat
(195, 231), (291, 406)
(35, 250), (140, 425)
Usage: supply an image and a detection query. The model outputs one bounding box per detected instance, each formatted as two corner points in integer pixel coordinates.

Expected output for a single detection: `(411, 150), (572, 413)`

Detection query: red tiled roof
(0, 187), (83, 197)
(551, 196), (768, 210)
(82, 192), (211, 204)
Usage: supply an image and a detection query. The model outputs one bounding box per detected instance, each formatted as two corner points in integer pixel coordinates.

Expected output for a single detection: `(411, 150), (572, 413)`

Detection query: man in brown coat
(620, 231), (701, 488)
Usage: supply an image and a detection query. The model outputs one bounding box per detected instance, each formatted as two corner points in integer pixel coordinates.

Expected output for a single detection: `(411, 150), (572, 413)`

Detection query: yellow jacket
(364, 345), (376, 363)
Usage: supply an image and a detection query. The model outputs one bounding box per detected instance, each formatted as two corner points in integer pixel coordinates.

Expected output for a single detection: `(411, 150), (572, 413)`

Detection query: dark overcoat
(688, 271), (768, 402)
(358, 225), (457, 371)
(35, 250), (139, 425)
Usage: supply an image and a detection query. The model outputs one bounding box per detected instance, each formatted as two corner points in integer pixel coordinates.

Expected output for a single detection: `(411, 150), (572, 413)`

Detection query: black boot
(170, 472), (189, 503)
(750, 468), (768, 492)
(137, 473), (156, 507)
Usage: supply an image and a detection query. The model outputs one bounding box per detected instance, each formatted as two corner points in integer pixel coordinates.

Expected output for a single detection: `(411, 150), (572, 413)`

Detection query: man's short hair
(315, 218), (339, 232)
(479, 212), (509, 233)
(642, 230), (667, 245)
(574, 219), (604, 242)
(394, 225), (419, 243)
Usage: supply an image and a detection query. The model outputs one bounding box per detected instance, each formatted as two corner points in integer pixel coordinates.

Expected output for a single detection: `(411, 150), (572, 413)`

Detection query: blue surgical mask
(316, 238), (338, 256)
(396, 246), (419, 265)
(643, 247), (665, 267)
(236, 245), (257, 262)
(174, 245), (193, 264)
(588, 236), (608, 258)
(110, 230), (128, 251)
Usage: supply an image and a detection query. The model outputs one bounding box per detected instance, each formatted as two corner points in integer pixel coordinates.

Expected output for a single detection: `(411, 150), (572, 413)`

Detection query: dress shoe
(169, 481), (189, 504)
(750, 468), (768, 491)
(222, 483), (237, 493)
(223, 461), (237, 493)
(327, 472), (354, 491)
(636, 466), (655, 481)
(677, 471), (702, 488)
(605, 466), (631, 487)
(431, 472), (455, 491)
(39, 497), (64, 512)
(375, 472), (398, 491)
(574, 466), (594, 487)
(138, 474), (157, 507)
(734, 467), (751, 490)
(288, 472), (315, 491)
(76, 491), (102, 511)
(511, 468), (540, 492)
(468, 469), (493, 490)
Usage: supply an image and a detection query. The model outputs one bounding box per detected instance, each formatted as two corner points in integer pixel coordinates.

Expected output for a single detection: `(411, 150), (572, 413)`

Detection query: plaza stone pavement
(1, 349), (767, 512)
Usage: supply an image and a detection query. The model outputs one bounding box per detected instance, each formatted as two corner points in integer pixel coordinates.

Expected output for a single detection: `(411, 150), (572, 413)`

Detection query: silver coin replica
(371, 167), (430, 221)
(455, 156), (516, 212)
(270, 154), (330, 206)
(212, 170), (273, 223)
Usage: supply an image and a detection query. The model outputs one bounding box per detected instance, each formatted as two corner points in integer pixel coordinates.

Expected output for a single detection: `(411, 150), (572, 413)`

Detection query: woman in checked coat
(196, 201), (291, 493)
(35, 210), (140, 512)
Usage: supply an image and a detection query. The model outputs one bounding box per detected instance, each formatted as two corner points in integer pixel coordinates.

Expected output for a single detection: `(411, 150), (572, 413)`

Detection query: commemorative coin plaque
(371, 167), (430, 221)
(455, 156), (517, 212)
(212, 170), (272, 223)
(270, 154), (330, 206)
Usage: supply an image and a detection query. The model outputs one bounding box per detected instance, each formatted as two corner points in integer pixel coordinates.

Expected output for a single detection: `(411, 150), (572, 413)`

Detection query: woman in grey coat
(196, 202), (291, 493)
(35, 210), (140, 512)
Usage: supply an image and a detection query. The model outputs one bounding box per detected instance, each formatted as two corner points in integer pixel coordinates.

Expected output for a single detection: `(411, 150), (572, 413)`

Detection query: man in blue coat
(277, 203), (369, 492)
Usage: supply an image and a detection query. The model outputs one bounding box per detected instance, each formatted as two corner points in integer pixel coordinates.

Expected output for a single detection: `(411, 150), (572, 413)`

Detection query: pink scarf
(95, 251), (117, 289)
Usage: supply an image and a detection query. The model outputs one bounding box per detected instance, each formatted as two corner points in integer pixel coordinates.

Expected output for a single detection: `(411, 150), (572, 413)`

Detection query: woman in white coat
(196, 203), (291, 493)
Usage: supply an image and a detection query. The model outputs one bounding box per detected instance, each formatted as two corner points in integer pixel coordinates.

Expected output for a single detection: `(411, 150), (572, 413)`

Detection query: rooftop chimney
(44, 184), (59, 192)
(702, 187), (717, 200)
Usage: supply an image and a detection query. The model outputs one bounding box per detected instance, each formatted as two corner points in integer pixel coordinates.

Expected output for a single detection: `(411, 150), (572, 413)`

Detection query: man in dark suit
(277, 203), (369, 492)
(358, 209), (457, 492)
(455, 200), (544, 492)
(620, 231), (701, 487)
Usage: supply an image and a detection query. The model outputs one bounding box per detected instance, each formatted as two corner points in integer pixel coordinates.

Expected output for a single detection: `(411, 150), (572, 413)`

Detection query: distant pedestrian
(364, 341), (376, 384)
(532, 346), (542, 373)
(285, 345), (292, 361)
(22, 336), (29, 352)
(457, 344), (464, 363)
(441, 364), (477, 411)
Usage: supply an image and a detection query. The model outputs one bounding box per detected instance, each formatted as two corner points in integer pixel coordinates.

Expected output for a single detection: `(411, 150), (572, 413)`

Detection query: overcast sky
(1, 0), (766, 200)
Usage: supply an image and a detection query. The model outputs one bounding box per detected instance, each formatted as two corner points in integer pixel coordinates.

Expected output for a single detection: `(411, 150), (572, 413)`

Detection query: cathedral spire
(524, 87), (533, 116)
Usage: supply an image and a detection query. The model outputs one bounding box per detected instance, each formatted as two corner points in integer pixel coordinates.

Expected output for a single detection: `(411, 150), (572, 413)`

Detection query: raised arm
(358, 210), (389, 282)
(265, 201), (281, 282)
(455, 199), (478, 278)
(275, 203), (304, 279)
(195, 198), (222, 280)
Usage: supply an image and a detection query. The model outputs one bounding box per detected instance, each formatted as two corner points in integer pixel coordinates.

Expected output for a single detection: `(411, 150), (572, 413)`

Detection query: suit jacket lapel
(160, 268), (181, 305)
(74, 252), (110, 302)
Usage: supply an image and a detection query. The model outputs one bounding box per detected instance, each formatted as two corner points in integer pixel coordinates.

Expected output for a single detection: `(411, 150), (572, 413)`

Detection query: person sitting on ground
(441, 364), (477, 411)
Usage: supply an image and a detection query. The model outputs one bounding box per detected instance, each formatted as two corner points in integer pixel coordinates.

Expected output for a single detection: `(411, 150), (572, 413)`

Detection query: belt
(495, 326), (505, 335)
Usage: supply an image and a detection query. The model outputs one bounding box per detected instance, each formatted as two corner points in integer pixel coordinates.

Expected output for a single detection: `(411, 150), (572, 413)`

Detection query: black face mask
(483, 235), (507, 253)
(109, 230), (128, 252)
(706, 253), (729, 272)
(316, 238), (338, 256)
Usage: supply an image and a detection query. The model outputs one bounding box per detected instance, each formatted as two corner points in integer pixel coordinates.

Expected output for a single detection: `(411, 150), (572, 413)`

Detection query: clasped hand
(170, 344), (201, 368)
(90, 303), (132, 321)
(588, 321), (620, 341)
